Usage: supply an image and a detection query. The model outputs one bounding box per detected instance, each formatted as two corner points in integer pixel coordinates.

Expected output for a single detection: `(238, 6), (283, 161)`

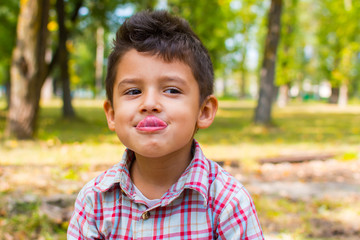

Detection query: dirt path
(224, 158), (360, 200)
(246, 181), (360, 200)
(235, 158), (360, 240)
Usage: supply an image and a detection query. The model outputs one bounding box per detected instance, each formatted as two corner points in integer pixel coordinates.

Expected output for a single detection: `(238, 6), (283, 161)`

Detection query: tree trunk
(254, 0), (283, 125)
(222, 77), (228, 97)
(328, 87), (339, 104)
(95, 26), (104, 97)
(239, 46), (247, 99)
(41, 44), (54, 102)
(338, 83), (348, 107)
(277, 84), (289, 107)
(56, 0), (75, 117)
(5, 74), (10, 110)
(5, 0), (50, 139)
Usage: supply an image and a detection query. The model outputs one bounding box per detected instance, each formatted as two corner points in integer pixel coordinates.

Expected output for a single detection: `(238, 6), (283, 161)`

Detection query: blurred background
(0, 0), (359, 239)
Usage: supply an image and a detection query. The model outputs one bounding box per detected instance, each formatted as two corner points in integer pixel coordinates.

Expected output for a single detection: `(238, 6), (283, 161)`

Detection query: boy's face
(104, 49), (217, 159)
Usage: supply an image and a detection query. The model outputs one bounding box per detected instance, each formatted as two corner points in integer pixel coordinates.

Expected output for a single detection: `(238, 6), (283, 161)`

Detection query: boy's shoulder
(75, 162), (123, 201)
(183, 141), (249, 205)
(204, 158), (249, 202)
(190, 141), (244, 188)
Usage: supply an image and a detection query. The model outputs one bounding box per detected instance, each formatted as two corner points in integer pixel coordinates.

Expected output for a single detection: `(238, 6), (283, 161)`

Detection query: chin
(136, 148), (167, 158)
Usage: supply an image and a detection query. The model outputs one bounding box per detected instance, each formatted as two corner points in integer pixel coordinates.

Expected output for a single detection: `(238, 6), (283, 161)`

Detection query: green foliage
(0, 0), (19, 85)
(70, 34), (96, 89)
(276, 0), (302, 86)
(167, 0), (230, 72)
(166, 0), (266, 97)
(315, 0), (360, 89)
(2, 0), (360, 100)
(68, 0), (160, 93)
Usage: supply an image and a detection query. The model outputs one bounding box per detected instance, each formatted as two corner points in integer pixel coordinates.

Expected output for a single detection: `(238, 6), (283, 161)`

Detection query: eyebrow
(116, 75), (189, 89)
(160, 76), (188, 86)
(117, 78), (141, 89)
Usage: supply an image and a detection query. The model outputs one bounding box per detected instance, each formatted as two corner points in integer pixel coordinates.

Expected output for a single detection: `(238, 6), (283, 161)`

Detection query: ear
(197, 95), (218, 129)
(104, 100), (115, 131)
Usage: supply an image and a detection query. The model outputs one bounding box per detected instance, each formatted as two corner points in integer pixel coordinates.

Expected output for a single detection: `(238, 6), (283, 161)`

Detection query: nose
(140, 89), (161, 113)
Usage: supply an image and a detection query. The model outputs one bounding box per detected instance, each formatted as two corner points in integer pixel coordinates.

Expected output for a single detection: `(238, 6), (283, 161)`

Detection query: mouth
(136, 116), (167, 132)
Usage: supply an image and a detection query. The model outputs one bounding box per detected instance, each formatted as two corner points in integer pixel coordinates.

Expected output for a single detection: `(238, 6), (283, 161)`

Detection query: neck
(130, 140), (194, 199)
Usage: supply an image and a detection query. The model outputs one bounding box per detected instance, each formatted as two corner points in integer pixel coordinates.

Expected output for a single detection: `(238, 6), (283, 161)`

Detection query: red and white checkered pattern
(67, 140), (264, 239)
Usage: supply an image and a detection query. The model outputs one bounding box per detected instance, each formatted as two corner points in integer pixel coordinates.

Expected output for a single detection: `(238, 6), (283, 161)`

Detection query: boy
(68, 10), (264, 239)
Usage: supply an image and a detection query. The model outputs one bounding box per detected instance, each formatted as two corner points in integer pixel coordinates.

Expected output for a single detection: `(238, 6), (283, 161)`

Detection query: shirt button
(142, 211), (150, 220)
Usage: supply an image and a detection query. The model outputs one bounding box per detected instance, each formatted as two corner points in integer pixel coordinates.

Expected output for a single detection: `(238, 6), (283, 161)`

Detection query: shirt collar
(93, 140), (210, 206)
(164, 140), (209, 206)
(92, 149), (133, 194)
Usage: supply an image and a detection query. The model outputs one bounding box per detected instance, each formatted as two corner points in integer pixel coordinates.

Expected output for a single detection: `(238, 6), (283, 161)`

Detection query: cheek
(113, 108), (132, 130)
(115, 102), (135, 116)
(173, 106), (199, 128)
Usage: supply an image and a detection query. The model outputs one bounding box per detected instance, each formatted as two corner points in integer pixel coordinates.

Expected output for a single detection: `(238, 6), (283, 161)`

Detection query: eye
(164, 88), (181, 94)
(125, 88), (141, 95)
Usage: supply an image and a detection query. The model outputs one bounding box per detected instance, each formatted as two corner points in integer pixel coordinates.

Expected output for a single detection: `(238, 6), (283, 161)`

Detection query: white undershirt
(133, 184), (160, 208)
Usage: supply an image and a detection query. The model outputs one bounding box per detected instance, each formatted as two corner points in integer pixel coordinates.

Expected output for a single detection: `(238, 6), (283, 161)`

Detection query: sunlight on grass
(1, 98), (360, 165)
(1, 141), (125, 166)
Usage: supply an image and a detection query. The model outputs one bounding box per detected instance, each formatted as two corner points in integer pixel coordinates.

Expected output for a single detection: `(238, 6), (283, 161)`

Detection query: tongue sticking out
(136, 116), (167, 132)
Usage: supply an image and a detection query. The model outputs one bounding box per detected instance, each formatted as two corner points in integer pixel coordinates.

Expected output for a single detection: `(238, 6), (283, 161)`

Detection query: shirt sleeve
(67, 187), (103, 240)
(216, 187), (264, 240)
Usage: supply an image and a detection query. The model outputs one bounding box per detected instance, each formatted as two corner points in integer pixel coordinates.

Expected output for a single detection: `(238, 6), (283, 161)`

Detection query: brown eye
(125, 89), (141, 95)
(164, 88), (181, 94)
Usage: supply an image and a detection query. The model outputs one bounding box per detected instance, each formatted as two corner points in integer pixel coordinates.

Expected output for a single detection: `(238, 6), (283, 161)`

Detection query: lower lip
(136, 126), (167, 132)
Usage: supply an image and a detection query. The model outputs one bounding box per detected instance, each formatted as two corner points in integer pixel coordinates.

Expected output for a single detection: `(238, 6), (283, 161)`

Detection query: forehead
(115, 49), (197, 85)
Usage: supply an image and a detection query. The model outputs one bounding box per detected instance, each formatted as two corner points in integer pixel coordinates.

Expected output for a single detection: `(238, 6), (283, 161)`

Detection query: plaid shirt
(67, 140), (264, 239)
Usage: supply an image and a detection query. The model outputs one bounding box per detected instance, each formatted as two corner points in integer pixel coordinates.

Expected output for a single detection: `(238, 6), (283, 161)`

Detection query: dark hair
(105, 10), (214, 105)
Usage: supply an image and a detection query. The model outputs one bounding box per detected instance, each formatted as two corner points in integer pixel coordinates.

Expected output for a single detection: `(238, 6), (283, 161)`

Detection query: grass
(3, 98), (360, 146)
(0, 195), (67, 240)
(2, 98), (359, 158)
(41, 99), (360, 147)
(1, 97), (360, 239)
(253, 195), (360, 240)
(198, 100), (360, 145)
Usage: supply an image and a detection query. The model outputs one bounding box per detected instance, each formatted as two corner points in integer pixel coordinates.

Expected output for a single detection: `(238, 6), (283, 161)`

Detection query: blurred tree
(6, 0), (50, 139)
(214, 0), (264, 98)
(230, 0), (263, 98)
(67, 0), (155, 98)
(275, 0), (299, 107)
(167, 0), (230, 80)
(52, 0), (133, 114)
(132, 0), (157, 10)
(315, 0), (360, 105)
(80, 0), (126, 97)
(53, 0), (134, 112)
(167, 0), (264, 97)
(95, 26), (104, 96)
(254, 0), (283, 125)
(0, 0), (19, 109)
(55, 0), (82, 117)
(236, 0), (261, 98)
